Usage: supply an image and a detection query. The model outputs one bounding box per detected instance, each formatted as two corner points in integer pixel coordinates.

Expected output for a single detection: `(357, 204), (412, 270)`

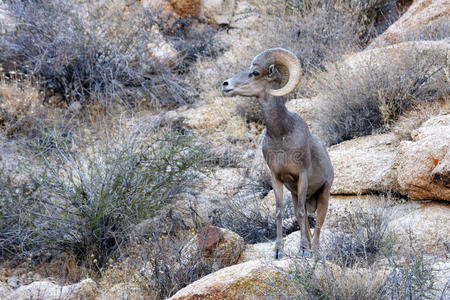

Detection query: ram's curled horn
(251, 48), (302, 97)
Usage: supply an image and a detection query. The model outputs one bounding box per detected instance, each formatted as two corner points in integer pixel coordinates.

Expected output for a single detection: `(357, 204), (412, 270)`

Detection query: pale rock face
(394, 114), (450, 201)
(202, 0), (236, 25)
(167, 258), (299, 299)
(328, 133), (399, 195)
(342, 40), (449, 80)
(369, 0), (450, 48)
(6, 279), (97, 300)
(99, 282), (144, 300)
(389, 201), (450, 256)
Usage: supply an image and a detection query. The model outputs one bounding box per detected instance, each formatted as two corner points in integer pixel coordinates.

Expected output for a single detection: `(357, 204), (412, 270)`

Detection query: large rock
(239, 230), (332, 263)
(181, 225), (245, 268)
(394, 114), (450, 201)
(168, 258), (301, 299)
(6, 279), (97, 300)
(369, 0), (450, 48)
(169, 257), (387, 300)
(328, 133), (399, 195)
(389, 201), (450, 256)
(343, 40), (449, 76)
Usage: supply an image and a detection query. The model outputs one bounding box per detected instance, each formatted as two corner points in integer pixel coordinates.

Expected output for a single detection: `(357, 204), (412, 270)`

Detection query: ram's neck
(259, 94), (292, 138)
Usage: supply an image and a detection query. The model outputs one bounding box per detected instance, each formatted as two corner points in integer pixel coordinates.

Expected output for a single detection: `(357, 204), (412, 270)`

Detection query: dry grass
(0, 75), (45, 138)
(392, 100), (445, 139)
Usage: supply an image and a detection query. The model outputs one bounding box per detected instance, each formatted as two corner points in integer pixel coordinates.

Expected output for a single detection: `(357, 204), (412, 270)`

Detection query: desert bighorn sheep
(222, 48), (334, 258)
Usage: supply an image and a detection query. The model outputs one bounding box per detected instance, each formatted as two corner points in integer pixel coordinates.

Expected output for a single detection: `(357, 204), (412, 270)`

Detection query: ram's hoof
(273, 249), (283, 259)
(298, 248), (310, 258)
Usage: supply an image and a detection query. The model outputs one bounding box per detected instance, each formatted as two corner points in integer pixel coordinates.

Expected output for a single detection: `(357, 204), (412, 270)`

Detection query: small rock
(6, 278), (97, 300)
(7, 277), (18, 288)
(147, 24), (178, 66)
(181, 225), (245, 268)
(0, 282), (12, 298)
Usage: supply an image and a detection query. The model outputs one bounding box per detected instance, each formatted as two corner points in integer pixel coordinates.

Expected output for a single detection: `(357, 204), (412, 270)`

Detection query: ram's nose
(222, 80), (229, 88)
(222, 80), (233, 95)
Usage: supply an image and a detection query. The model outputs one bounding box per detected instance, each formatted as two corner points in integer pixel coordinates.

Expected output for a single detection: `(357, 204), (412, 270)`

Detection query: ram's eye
(252, 71), (260, 76)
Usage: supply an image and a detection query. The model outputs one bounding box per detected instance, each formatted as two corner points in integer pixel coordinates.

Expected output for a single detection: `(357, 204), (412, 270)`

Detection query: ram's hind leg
(312, 184), (330, 252)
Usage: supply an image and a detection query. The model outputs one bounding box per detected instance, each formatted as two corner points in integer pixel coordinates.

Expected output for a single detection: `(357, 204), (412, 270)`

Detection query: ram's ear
(268, 64), (276, 77)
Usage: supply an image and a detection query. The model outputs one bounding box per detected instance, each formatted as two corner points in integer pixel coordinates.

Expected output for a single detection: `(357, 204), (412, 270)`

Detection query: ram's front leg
(296, 170), (310, 256)
(271, 173), (284, 259)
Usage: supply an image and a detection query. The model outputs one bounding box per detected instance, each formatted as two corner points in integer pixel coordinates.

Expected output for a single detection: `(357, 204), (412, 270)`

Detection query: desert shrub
(325, 201), (394, 267)
(35, 131), (207, 265)
(212, 186), (301, 243)
(317, 45), (448, 145)
(0, 170), (44, 260)
(101, 228), (221, 299)
(0, 0), (218, 111)
(383, 249), (437, 300)
(285, 250), (437, 300)
(0, 130), (209, 266)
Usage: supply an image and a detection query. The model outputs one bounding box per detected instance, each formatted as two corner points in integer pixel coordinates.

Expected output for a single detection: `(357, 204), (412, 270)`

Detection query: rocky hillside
(0, 0), (448, 299)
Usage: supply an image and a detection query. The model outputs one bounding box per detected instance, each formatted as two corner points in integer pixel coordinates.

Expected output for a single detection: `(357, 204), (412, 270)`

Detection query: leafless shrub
(212, 186), (299, 243)
(0, 170), (44, 261)
(324, 201), (395, 267)
(101, 223), (224, 299)
(383, 246), (438, 300)
(285, 249), (437, 300)
(0, 0), (219, 111)
(317, 46), (448, 145)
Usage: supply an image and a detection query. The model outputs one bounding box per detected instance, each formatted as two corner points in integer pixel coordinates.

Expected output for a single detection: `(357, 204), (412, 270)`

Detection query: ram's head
(222, 48), (302, 98)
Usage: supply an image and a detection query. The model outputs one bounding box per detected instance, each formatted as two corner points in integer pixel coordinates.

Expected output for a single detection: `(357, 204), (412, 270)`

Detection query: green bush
(37, 132), (207, 265)
(0, 131), (209, 265)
